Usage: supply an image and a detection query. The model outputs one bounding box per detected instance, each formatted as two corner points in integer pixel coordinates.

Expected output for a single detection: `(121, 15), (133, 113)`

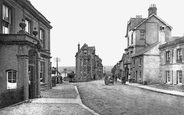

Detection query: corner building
(75, 43), (103, 82)
(0, 0), (52, 108)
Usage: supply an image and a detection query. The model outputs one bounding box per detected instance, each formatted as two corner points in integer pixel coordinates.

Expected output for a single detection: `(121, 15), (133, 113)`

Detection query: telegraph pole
(55, 57), (60, 83)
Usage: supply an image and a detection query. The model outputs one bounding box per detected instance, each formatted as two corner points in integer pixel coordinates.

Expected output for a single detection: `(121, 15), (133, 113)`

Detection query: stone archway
(28, 49), (39, 99)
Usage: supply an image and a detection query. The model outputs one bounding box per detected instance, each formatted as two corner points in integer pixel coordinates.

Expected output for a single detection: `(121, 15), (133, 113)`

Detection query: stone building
(0, 0), (52, 108)
(75, 43), (103, 82)
(123, 4), (172, 84)
(159, 37), (184, 85)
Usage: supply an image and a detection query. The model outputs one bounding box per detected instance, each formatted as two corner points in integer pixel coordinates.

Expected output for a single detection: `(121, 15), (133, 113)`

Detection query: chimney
(78, 43), (80, 52)
(136, 15), (142, 18)
(148, 4), (157, 16)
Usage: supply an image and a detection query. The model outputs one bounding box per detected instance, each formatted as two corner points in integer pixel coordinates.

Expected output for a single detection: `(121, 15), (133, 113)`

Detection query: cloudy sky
(30, 0), (184, 67)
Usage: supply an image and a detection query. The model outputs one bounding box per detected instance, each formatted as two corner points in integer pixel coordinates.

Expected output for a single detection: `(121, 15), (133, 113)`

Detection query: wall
(143, 55), (160, 84)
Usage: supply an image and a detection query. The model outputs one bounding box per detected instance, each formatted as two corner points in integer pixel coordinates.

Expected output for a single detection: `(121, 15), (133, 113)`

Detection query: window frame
(25, 18), (31, 34)
(176, 48), (182, 62)
(166, 51), (170, 63)
(166, 70), (170, 83)
(140, 30), (145, 40)
(177, 70), (182, 84)
(40, 61), (45, 84)
(2, 4), (12, 34)
(6, 69), (17, 89)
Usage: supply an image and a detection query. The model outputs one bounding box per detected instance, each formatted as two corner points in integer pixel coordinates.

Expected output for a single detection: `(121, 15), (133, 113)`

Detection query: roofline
(17, 0), (52, 29)
(133, 14), (172, 30)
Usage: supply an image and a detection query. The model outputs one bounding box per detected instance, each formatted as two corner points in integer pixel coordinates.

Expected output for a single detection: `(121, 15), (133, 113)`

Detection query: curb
(117, 79), (184, 97)
(74, 86), (100, 115)
(136, 86), (184, 97)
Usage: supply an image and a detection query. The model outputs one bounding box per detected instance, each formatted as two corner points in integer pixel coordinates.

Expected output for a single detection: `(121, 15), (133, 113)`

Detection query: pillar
(17, 55), (29, 101)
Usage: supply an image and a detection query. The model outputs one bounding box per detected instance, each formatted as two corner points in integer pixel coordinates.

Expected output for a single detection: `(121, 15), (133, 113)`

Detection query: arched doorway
(28, 49), (39, 99)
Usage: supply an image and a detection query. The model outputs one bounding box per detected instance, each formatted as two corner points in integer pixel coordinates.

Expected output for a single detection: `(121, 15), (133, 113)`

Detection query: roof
(159, 36), (184, 49)
(129, 18), (146, 30)
(132, 42), (158, 57)
(16, 0), (52, 29)
(133, 14), (172, 30)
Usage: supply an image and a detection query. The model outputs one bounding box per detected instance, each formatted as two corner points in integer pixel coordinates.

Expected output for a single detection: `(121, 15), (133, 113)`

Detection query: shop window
(7, 69), (17, 89)
(2, 4), (11, 34)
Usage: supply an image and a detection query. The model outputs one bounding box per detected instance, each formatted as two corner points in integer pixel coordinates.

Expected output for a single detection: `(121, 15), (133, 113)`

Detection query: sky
(30, 0), (184, 67)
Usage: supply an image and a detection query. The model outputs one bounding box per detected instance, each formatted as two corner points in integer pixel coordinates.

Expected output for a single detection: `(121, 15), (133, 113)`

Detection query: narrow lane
(75, 80), (184, 115)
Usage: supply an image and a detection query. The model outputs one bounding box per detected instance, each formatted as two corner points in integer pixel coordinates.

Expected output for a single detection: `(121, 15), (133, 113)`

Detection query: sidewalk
(117, 79), (184, 97)
(0, 82), (100, 115)
(31, 82), (100, 115)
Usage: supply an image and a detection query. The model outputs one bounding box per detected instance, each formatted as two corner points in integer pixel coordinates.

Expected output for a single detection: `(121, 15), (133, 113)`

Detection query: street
(1, 80), (184, 115)
(76, 80), (184, 115)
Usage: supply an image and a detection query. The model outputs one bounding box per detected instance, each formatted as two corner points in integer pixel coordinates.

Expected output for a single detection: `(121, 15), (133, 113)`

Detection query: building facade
(0, 0), (52, 108)
(123, 4), (172, 84)
(75, 43), (103, 82)
(159, 37), (184, 85)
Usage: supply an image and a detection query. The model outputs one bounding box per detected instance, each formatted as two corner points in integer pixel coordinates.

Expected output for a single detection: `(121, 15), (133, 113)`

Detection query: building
(0, 0), (52, 108)
(75, 43), (103, 82)
(123, 4), (172, 84)
(159, 37), (184, 85)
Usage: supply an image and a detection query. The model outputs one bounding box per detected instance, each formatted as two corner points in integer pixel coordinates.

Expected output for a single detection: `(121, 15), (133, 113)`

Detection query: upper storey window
(2, 4), (11, 34)
(39, 28), (44, 41)
(140, 30), (145, 39)
(25, 19), (31, 34)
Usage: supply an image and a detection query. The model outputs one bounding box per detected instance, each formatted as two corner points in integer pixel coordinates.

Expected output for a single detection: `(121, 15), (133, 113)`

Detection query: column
(17, 55), (29, 101)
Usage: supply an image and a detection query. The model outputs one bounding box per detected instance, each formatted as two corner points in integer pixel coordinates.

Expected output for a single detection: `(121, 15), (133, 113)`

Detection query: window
(177, 70), (182, 84)
(166, 71), (170, 83)
(131, 33), (133, 44)
(2, 4), (11, 34)
(83, 49), (87, 54)
(25, 19), (31, 34)
(39, 28), (44, 41)
(166, 51), (170, 63)
(176, 48), (182, 62)
(139, 58), (142, 65)
(140, 30), (145, 39)
(7, 69), (17, 89)
(40, 62), (45, 83)
(139, 71), (142, 78)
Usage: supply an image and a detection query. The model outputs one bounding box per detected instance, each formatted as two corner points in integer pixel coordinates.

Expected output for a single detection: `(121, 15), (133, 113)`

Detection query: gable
(134, 14), (172, 30)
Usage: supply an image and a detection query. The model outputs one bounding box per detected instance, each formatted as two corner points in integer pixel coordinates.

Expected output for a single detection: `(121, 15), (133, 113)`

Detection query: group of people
(104, 73), (131, 85)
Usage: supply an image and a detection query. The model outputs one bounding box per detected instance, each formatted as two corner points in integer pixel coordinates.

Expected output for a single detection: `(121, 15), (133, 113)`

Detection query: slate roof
(132, 42), (158, 57)
(159, 37), (184, 49)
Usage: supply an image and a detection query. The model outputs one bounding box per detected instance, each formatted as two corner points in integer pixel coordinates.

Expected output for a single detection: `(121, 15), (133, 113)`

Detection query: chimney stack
(148, 4), (157, 16)
(78, 43), (80, 52)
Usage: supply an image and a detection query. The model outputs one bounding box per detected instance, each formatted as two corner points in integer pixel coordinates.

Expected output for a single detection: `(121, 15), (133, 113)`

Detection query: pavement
(117, 79), (184, 97)
(0, 81), (100, 115)
(31, 82), (100, 115)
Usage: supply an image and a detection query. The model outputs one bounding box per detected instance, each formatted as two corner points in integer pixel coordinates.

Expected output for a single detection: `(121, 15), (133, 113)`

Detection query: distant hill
(58, 66), (75, 73)
(58, 65), (113, 73)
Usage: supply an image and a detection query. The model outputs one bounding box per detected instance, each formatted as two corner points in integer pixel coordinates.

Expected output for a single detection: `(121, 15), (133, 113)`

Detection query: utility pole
(55, 57), (60, 83)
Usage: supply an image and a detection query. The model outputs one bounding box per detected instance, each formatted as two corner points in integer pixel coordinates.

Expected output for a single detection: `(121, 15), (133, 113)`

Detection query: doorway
(28, 49), (39, 99)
